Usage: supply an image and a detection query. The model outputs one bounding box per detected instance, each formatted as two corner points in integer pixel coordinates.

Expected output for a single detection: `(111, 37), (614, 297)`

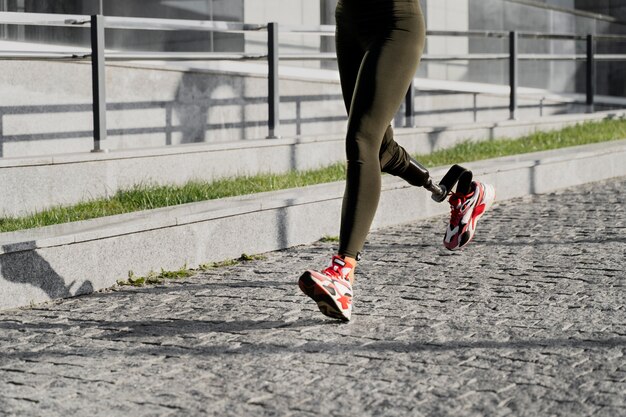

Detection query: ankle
(339, 255), (357, 285)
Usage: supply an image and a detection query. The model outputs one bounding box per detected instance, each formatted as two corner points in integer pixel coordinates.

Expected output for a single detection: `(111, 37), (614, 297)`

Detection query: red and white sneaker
(298, 255), (354, 322)
(444, 180), (495, 251)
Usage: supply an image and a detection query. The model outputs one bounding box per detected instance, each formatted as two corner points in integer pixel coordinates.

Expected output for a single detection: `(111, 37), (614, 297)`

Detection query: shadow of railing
(0, 90), (601, 158)
(0, 93), (350, 157)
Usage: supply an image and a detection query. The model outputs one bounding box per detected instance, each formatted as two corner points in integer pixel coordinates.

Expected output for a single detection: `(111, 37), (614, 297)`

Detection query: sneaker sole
(298, 271), (350, 322)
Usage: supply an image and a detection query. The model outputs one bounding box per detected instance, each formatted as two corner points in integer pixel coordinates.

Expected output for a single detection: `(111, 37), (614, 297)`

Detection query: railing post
(586, 34), (595, 113)
(90, 14), (107, 152)
(267, 22), (280, 139)
(404, 81), (415, 128)
(509, 30), (518, 121)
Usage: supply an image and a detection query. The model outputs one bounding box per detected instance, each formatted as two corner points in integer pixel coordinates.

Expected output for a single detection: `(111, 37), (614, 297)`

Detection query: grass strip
(117, 253), (268, 287)
(2, 118), (625, 233)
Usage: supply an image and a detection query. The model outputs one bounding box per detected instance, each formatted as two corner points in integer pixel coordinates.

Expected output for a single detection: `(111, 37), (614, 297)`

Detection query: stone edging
(0, 139), (624, 310)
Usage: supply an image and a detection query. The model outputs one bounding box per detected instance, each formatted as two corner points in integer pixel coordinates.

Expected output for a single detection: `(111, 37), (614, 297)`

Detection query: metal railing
(1, 11), (626, 152)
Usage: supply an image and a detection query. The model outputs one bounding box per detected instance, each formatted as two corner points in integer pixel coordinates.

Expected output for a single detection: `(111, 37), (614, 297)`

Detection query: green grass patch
(198, 253), (267, 271)
(415, 117), (626, 167)
(198, 259), (240, 270)
(117, 253), (267, 287)
(2, 118), (625, 233)
(118, 267), (193, 287)
(238, 253), (268, 262)
(158, 266), (194, 280)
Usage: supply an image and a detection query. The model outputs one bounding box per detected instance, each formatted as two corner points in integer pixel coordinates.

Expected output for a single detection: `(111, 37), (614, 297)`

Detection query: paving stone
(0, 178), (624, 416)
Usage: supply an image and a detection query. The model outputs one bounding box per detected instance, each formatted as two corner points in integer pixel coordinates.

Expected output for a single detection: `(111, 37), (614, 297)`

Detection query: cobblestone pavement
(0, 178), (624, 417)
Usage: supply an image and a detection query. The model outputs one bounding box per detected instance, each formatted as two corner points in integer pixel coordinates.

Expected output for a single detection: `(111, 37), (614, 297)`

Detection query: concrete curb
(2, 110), (625, 217)
(1, 139), (625, 310)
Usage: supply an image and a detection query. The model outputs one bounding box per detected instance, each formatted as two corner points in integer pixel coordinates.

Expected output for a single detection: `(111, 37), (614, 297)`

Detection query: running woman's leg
(298, 0), (426, 321)
(379, 125), (430, 186)
(379, 126), (409, 175)
(336, 0), (426, 259)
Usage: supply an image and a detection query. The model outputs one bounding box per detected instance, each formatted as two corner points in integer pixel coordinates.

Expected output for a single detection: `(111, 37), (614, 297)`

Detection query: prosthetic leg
(400, 158), (474, 202)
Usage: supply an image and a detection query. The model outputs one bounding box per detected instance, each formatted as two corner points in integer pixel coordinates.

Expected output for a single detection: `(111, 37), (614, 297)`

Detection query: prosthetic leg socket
(401, 158), (448, 202)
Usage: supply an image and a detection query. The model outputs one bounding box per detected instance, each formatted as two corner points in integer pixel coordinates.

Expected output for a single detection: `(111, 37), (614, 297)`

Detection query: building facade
(1, 0), (625, 96)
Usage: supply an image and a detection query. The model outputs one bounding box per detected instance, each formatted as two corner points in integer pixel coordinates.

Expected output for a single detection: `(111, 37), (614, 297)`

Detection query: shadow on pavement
(0, 314), (623, 361)
(479, 237), (626, 246)
(0, 320), (626, 360)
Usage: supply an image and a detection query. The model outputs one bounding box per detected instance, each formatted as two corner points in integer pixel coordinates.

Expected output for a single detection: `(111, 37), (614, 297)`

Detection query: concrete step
(1, 109), (625, 217)
(2, 54), (622, 159)
(1, 139), (624, 310)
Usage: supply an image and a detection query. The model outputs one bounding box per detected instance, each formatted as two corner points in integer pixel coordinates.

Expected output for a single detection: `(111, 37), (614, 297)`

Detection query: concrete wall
(0, 0), (624, 157)
(3, 109), (622, 218)
(0, 55), (597, 159)
(2, 0), (625, 95)
(575, 0), (626, 21)
(0, 59), (354, 157)
(243, 0), (322, 70)
(1, 0), (245, 52)
(425, 0), (469, 81)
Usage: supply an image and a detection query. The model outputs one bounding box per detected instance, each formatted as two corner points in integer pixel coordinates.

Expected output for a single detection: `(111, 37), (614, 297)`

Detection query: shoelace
(448, 191), (474, 225)
(323, 257), (352, 282)
(323, 265), (350, 282)
(448, 193), (464, 225)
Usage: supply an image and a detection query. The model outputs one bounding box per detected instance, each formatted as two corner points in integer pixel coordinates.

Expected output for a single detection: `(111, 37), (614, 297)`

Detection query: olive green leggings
(336, 0), (426, 258)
